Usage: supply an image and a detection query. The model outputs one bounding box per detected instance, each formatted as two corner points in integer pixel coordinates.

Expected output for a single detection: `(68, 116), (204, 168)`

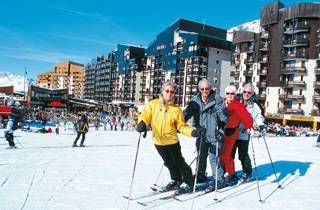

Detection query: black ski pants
(195, 138), (210, 177)
(155, 142), (193, 186)
(5, 133), (15, 147)
(232, 139), (252, 175)
(73, 132), (86, 145)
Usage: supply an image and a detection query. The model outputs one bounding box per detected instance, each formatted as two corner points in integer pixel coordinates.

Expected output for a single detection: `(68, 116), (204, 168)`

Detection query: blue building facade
(142, 18), (233, 106)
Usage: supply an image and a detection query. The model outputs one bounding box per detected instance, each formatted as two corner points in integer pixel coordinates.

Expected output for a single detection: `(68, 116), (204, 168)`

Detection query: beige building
(36, 71), (57, 89)
(36, 61), (85, 98)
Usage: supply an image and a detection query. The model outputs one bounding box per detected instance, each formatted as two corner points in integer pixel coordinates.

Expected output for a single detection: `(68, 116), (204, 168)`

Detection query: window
(217, 50), (220, 54)
(216, 60), (220, 64)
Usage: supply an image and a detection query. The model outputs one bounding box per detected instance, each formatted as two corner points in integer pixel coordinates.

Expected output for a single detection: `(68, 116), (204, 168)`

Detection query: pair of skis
(123, 179), (253, 207)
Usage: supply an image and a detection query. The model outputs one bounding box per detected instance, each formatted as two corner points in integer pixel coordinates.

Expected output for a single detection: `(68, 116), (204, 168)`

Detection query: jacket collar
(193, 92), (216, 112)
(159, 95), (176, 107)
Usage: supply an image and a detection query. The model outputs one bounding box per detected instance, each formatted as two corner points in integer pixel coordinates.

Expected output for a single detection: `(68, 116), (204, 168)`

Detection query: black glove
(136, 121), (147, 138)
(216, 128), (225, 143)
(225, 127), (237, 136)
(191, 127), (206, 139)
(259, 125), (267, 136)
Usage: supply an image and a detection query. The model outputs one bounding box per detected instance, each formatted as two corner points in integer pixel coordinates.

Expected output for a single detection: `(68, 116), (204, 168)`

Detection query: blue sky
(0, 0), (316, 79)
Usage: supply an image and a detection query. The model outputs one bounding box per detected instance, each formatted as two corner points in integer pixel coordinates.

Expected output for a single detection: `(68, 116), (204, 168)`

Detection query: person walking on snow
(136, 81), (206, 194)
(220, 85), (252, 186)
(73, 114), (89, 147)
(5, 116), (16, 149)
(232, 83), (266, 183)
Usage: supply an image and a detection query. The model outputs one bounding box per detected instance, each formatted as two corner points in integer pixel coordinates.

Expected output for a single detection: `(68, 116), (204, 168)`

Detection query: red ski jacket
(225, 98), (252, 129)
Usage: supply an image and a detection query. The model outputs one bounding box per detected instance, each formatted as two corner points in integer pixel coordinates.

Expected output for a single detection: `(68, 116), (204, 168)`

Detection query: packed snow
(0, 127), (319, 210)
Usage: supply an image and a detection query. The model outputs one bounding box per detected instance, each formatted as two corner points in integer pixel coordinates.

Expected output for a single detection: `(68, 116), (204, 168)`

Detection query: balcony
(280, 80), (306, 88)
(256, 81), (267, 88)
(230, 71), (240, 77)
(258, 68), (268, 75)
(233, 49), (241, 54)
(313, 95), (320, 103)
(234, 60), (240, 66)
(279, 94), (305, 102)
(314, 81), (320, 89)
(244, 58), (254, 64)
(243, 70), (253, 76)
(283, 39), (309, 47)
(284, 108), (304, 115)
(259, 56), (268, 63)
(258, 93), (267, 99)
(315, 67), (320, 74)
(259, 43), (269, 51)
(281, 66), (307, 74)
(282, 53), (308, 60)
(261, 32), (269, 39)
(284, 26), (309, 34)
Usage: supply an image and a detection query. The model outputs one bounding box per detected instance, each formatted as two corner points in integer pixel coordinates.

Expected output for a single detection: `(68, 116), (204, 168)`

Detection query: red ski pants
(221, 128), (239, 176)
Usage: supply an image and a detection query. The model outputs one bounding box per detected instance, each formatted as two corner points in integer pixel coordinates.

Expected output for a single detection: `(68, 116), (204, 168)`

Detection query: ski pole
(191, 137), (204, 210)
(213, 140), (219, 201)
(153, 164), (164, 186)
(250, 134), (262, 202)
(261, 135), (282, 188)
(126, 132), (142, 210)
(14, 137), (24, 148)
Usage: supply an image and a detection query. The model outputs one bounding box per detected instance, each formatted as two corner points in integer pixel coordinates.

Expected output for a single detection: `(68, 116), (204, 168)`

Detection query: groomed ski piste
(0, 127), (319, 210)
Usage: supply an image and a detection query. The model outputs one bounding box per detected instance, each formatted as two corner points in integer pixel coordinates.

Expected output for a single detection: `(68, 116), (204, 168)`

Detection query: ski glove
(225, 127), (237, 136)
(191, 127), (206, 139)
(259, 125), (267, 137)
(216, 128), (225, 143)
(136, 121), (147, 138)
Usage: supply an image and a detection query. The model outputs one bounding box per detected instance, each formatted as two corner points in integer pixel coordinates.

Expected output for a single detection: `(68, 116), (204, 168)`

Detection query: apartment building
(84, 44), (145, 103)
(259, 2), (320, 118)
(54, 61), (85, 98)
(231, 31), (268, 105)
(36, 71), (57, 89)
(36, 61), (85, 98)
(230, 2), (320, 127)
(112, 44), (145, 102)
(141, 18), (233, 106)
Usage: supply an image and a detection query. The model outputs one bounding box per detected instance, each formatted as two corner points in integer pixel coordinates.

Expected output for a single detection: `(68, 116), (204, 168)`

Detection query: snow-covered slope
(0, 128), (319, 210)
(227, 19), (261, 41)
(0, 72), (35, 92)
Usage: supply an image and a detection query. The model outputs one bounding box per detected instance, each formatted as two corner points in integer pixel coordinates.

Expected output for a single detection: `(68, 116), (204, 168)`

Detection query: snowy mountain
(0, 72), (35, 92)
(227, 19), (261, 41)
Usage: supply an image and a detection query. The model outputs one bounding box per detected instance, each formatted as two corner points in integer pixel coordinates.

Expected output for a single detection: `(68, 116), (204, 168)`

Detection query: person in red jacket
(221, 85), (253, 186)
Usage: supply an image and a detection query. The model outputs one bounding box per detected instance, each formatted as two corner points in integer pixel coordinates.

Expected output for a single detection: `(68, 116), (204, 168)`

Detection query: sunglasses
(226, 92), (235, 95)
(243, 91), (252, 94)
(164, 90), (175, 94)
(200, 87), (211, 91)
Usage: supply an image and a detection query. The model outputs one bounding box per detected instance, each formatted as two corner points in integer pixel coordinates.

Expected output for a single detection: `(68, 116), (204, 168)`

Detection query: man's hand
(216, 128), (225, 143)
(191, 127), (206, 139)
(136, 121), (147, 138)
(259, 125), (267, 137)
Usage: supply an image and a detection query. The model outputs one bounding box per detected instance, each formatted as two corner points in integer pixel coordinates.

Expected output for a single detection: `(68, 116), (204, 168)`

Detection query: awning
(47, 101), (65, 107)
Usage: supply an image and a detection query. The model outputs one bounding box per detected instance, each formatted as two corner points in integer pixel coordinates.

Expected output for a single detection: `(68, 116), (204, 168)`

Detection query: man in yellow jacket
(136, 81), (206, 194)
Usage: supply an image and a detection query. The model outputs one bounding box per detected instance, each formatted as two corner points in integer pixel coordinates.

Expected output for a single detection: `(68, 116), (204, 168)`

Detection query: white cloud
(0, 47), (91, 64)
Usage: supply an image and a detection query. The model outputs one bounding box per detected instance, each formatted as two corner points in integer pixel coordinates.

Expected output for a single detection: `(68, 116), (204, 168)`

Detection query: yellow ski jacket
(138, 96), (193, 146)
